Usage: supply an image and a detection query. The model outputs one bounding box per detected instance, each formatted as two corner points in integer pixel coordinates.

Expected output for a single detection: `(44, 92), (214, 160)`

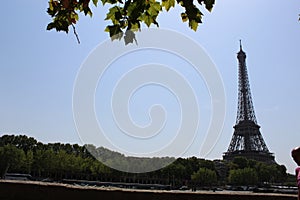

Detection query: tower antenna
(239, 39), (242, 50)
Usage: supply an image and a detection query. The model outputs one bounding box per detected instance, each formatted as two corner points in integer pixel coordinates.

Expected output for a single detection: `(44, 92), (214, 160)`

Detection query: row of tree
(0, 134), (288, 188)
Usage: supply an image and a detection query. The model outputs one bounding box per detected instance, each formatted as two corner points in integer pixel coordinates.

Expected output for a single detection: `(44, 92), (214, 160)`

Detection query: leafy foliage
(228, 167), (258, 186)
(0, 134), (288, 188)
(226, 157), (288, 185)
(46, 0), (215, 44)
(191, 167), (217, 186)
(231, 156), (249, 169)
(0, 145), (26, 177)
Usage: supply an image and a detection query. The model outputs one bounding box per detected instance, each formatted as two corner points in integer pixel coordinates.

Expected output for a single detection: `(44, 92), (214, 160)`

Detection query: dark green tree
(24, 150), (34, 174)
(199, 159), (215, 170)
(255, 162), (287, 184)
(191, 167), (217, 187)
(0, 145), (26, 177)
(232, 156), (249, 169)
(228, 167), (258, 186)
(0, 135), (38, 153)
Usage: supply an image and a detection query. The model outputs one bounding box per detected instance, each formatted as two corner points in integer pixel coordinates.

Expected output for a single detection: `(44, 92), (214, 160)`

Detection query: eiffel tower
(223, 41), (275, 163)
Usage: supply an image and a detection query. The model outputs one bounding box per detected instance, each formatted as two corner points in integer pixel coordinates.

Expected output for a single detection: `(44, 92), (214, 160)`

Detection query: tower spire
(239, 39), (242, 51)
(236, 41), (255, 124)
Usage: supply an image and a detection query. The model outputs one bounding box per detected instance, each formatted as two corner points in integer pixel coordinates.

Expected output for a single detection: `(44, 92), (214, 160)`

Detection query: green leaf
(189, 19), (198, 31)
(147, 2), (161, 16)
(105, 6), (122, 24)
(141, 14), (153, 27)
(101, 0), (119, 5)
(105, 25), (123, 40)
(47, 0), (58, 17)
(162, 0), (175, 11)
(178, 0), (203, 30)
(46, 22), (56, 31)
(71, 12), (79, 21)
(127, 0), (146, 20)
(49, 0), (54, 11)
(203, 0), (214, 12)
(197, 0), (215, 12)
(92, 0), (98, 7)
(105, 6), (118, 19)
(140, 1), (160, 27)
(151, 1), (162, 12)
(181, 12), (188, 22)
(83, 7), (93, 16)
(128, 21), (140, 31)
(105, 6), (118, 21)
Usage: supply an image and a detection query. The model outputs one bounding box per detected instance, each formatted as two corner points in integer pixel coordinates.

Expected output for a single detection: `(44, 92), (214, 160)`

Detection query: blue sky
(1, 0), (300, 173)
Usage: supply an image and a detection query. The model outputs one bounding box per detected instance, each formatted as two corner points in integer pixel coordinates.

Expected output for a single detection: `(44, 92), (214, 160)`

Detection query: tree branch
(72, 24), (80, 44)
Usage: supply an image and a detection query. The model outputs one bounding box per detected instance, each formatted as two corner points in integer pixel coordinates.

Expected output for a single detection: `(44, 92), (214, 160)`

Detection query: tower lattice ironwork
(223, 41), (275, 163)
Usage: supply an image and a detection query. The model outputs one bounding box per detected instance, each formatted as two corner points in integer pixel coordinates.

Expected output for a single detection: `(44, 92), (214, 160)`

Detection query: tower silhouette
(223, 41), (275, 163)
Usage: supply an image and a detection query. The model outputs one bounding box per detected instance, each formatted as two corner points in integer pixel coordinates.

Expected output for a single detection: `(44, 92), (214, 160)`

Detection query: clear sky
(1, 0), (300, 174)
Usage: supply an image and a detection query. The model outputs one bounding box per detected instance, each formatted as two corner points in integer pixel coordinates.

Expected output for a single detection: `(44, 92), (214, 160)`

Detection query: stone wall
(0, 181), (297, 200)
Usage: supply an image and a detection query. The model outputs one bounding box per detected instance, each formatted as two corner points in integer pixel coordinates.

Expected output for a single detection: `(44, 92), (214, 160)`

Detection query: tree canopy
(191, 167), (217, 186)
(0, 134), (288, 188)
(46, 0), (215, 44)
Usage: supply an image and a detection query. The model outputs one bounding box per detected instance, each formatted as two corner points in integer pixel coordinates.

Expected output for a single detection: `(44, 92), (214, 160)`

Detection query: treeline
(0, 134), (288, 188)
